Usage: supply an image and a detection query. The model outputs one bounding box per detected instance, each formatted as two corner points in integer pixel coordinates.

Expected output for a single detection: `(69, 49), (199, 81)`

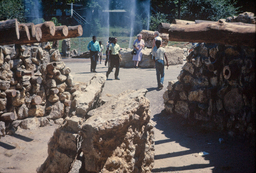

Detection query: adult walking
(151, 31), (162, 59)
(106, 38), (121, 80)
(132, 34), (145, 68)
(154, 40), (169, 90)
(87, 36), (100, 72)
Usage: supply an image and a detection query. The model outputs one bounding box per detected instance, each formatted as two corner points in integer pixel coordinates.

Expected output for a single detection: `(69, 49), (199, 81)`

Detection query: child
(99, 41), (104, 64)
(154, 40), (169, 90)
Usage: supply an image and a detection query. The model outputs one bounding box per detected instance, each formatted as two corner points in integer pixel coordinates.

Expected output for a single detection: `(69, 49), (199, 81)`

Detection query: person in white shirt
(154, 40), (169, 90)
(151, 31), (162, 59)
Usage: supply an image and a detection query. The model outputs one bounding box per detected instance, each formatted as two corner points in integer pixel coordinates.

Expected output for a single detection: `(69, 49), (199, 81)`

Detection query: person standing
(106, 38), (121, 80)
(154, 40), (169, 90)
(87, 36), (100, 72)
(132, 34), (145, 68)
(151, 31), (162, 59)
(99, 41), (104, 64)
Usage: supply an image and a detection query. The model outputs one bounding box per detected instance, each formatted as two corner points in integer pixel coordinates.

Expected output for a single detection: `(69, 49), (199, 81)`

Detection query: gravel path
(0, 58), (254, 173)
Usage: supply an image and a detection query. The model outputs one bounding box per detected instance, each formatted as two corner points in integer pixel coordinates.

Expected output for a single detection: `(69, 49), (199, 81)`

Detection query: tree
(0, 0), (25, 22)
(180, 0), (240, 21)
(149, 12), (168, 31)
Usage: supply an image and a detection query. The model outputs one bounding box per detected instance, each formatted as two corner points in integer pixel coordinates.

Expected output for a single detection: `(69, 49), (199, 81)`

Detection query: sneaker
(115, 77), (120, 80)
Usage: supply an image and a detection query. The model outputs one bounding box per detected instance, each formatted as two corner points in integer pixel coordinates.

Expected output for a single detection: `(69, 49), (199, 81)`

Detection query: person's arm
(133, 39), (138, 50)
(87, 42), (91, 51)
(151, 39), (155, 51)
(164, 52), (169, 68)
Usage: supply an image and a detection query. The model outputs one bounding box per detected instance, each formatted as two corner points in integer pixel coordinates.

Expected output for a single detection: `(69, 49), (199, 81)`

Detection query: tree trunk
(66, 25), (83, 38)
(18, 24), (30, 41)
(172, 19), (195, 25)
(195, 19), (255, 26)
(35, 21), (55, 37)
(0, 19), (20, 45)
(168, 20), (256, 47)
(0, 112), (17, 121)
(41, 25), (68, 42)
(31, 95), (42, 105)
(158, 23), (171, 33)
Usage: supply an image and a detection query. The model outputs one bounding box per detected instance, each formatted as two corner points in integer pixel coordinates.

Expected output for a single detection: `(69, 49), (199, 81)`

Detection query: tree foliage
(180, 0), (240, 21)
(0, 0), (25, 22)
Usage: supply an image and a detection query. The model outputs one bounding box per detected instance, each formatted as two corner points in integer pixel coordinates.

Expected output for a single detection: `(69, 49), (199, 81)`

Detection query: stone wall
(120, 46), (184, 68)
(164, 43), (255, 138)
(38, 89), (154, 173)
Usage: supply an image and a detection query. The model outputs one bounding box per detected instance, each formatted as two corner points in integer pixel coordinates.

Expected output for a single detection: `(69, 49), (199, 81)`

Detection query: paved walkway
(64, 58), (255, 173)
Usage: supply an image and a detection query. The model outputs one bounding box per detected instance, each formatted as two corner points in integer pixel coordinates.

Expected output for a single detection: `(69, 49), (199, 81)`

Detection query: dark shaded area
(152, 110), (255, 173)
(11, 133), (33, 142)
(0, 142), (16, 150)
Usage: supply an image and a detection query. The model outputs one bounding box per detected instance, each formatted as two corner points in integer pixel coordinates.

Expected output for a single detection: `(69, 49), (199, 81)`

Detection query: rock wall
(164, 43), (255, 138)
(38, 89), (154, 173)
(120, 46), (184, 68)
(0, 43), (106, 137)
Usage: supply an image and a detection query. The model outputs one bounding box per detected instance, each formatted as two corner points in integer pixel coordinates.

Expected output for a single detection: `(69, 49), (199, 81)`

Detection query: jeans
(155, 59), (164, 87)
(106, 55), (120, 78)
(90, 51), (98, 72)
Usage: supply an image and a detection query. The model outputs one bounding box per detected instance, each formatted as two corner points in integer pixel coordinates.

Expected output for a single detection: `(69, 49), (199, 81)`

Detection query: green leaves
(0, 0), (25, 22)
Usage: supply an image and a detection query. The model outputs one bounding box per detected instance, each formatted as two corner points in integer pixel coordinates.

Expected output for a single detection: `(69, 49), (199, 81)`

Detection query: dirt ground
(0, 58), (255, 173)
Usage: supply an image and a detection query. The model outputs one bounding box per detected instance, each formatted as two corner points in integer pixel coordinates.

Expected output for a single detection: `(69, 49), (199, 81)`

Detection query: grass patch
(58, 37), (188, 53)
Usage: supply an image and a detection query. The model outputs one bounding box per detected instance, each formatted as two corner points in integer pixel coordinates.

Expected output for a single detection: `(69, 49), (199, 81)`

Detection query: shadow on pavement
(0, 141), (16, 150)
(12, 133), (33, 142)
(152, 110), (255, 173)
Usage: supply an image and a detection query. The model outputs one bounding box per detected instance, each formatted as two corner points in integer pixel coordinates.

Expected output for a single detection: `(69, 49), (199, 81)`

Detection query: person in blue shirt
(87, 36), (100, 72)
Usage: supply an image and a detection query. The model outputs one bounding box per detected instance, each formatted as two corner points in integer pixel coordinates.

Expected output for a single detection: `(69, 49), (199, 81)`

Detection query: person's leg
(94, 54), (98, 71)
(100, 55), (102, 64)
(155, 61), (161, 87)
(159, 60), (165, 87)
(134, 61), (136, 68)
(136, 61), (139, 67)
(90, 56), (93, 72)
(106, 56), (114, 78)
(114, 56), (120, 79)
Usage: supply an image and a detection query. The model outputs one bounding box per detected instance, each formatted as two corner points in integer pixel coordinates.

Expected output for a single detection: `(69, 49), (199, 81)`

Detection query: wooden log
(40, 25), (68, 42)
(0, 19), (20, 45)
(31, 95), (42, 105)
(223, 64), (240, 80)
(195, 19), (255, 26)
(168, 20), (256, 47)
(158, 23), (171, 33)
(0, 112), (17, 121)
(66, 25), (83, 38)
(224, 88), (244, 114)
(35, 21), (55, 37)
(5, 89), (18, 97)
(18, 24), (30, 41)
(14, 26), (42, 44)
(172, 19), (195, 25)
(23, 23), (36, 38)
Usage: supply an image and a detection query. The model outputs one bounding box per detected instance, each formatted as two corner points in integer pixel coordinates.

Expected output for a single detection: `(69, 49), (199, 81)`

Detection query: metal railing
(72, 10), (89, 25)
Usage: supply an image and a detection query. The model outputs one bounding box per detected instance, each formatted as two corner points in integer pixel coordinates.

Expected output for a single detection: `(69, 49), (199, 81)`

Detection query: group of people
(87, 31), (169, 89)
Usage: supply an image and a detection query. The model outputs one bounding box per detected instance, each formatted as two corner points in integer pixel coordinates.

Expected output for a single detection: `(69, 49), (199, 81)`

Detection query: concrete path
(64, 58), (255, 173)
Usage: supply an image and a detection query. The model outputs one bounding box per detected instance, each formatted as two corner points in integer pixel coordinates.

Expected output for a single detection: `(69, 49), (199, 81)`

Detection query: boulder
(20, 117), (40, 130)
(38, 116), (84, 173)
(46, 101), (64, 119)
(140, 30), (169, 47)
(73, 74), (106, 117)
(0, 121), (5, 137)
(28, 105), (45, 117)
(120, 47), (184, 68)
(80, 89), (154, 173)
